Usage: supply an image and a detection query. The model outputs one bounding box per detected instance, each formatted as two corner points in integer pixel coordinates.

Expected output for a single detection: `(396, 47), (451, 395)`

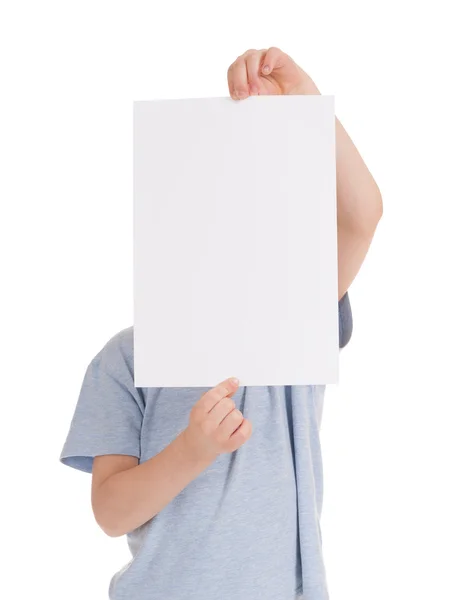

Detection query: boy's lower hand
(183, 377), (252, 462)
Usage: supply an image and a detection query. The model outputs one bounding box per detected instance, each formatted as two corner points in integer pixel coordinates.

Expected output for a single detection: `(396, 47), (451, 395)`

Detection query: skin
(92, 377), (246, 537)
(92, 48), (382, 538)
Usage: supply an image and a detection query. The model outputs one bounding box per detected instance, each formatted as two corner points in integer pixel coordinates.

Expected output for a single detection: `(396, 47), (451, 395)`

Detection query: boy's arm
(227, 48), (383, 300)
(293, 76), (383, 301)
(91, 430), (214, 538)
(91, 377), (248, 538)
(334, 116), (383, 300)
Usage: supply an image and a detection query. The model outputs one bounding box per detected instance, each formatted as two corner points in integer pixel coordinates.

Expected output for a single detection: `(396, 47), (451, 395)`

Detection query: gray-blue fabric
(60, 292), (352, 600)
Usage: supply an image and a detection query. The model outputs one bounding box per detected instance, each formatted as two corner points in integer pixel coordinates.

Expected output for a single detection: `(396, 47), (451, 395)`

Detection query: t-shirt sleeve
(339, 291), (353, 349)
(59, 333), (144, 474)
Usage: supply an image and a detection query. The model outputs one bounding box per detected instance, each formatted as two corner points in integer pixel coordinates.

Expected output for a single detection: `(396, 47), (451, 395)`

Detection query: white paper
(134, 95), (338, 387)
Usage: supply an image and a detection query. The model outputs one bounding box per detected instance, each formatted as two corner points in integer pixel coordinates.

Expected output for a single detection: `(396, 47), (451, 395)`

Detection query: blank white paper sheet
(133, 95), (338, 388)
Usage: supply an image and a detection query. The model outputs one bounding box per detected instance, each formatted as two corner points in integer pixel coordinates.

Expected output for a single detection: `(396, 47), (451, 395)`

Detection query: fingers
(226, 418), (253, 452)
(227, 63), (237, 99)
(246, 50), (265, 95)
(208, 396), (237, 427)
(260, 46), (286, 77)
(229, 56), (249, 100)
(196, 377), (240, 414)
(219, 408), (245, 438)
(228, 49), (265, 100)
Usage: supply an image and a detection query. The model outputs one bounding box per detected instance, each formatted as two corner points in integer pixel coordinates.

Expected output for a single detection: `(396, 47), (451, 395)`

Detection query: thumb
(260, 46), (286, 76)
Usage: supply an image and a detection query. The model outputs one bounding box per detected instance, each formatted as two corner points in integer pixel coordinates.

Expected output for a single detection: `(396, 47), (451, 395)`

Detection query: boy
(60, 47), (382, 600)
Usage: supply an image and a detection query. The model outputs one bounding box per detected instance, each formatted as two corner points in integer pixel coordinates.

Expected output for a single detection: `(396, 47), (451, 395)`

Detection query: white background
(1, 1), (461, 599)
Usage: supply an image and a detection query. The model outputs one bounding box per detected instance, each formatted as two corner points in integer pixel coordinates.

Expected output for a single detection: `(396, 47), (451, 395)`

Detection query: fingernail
(230, 377), (239, 386)
(262, 65), (270, 74)
(250, 84), (259, 95)
(236, 90), (247, 99)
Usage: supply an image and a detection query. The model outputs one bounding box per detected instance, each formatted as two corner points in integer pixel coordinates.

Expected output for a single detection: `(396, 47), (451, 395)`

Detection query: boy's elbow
(92, 492), (127, 538)
(374, 187), (383, 221)
(361, 190), (383, 237)
(101, 523), (125, 538)
(93, 509), (127, 538)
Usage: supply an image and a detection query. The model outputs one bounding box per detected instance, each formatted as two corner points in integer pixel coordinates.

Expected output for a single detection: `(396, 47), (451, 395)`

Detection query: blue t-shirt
(60, 292), (353, 600)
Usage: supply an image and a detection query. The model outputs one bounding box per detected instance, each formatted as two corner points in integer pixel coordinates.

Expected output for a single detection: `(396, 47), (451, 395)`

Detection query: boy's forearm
(334, 116), (383, 232)
(94, 430), (215, 537)
(298, 76), (382, 298)
(300, 77), (383, 232)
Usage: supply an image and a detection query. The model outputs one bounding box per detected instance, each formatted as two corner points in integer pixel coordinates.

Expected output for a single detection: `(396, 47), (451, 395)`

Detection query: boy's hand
(183, 377), (252, 462)
(227, 47), (319, 100)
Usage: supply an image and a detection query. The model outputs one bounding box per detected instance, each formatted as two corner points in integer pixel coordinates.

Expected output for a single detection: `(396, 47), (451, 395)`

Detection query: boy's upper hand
(227, 47), (318, 100)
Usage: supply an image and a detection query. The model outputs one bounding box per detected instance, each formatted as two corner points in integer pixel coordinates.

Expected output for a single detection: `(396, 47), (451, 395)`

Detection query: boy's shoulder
(107, 325), (134, 351)
(94, 325), (135, 372)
